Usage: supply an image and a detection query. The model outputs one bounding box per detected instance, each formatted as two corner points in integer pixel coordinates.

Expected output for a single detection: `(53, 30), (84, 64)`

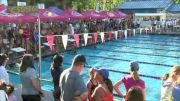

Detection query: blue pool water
(9, 34), (180, 101)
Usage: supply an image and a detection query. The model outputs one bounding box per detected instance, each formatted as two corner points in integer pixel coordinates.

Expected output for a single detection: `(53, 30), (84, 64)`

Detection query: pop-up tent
(64, 8), (84, 20)
(38, 9), (69, 22)
(112, 10), (129, 18)
(82, 10), (106, 20)
(48, 6), (64, 15)
(99, 11), (117, 19)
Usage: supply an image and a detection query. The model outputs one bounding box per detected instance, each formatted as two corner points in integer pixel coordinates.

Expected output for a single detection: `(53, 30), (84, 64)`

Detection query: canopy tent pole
(38, 16), (42, 79)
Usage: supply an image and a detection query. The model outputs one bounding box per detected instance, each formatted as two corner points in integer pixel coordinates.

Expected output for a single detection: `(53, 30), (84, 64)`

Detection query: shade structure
(48, 6), (64, 14)
(0, 5), (37, 23)
(38, 9), (69, 22)
(0, 12), (37, 23)
(64, 8), (84, 20)
(0, 4), (7, 11)
(99, 11), (117, 19)
(112, 10), (129, 18)
(82, 10), (106, 20)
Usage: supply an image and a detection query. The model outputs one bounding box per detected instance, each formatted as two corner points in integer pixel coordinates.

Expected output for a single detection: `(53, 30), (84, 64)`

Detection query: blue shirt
(172, 84), (180, 101)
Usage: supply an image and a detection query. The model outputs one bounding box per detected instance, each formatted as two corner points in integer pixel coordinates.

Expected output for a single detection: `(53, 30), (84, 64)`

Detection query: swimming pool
(9, 34), (180, 101)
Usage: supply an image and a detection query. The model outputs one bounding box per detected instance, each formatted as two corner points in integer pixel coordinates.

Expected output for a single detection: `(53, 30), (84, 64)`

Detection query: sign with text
(8, 6), (38, 13)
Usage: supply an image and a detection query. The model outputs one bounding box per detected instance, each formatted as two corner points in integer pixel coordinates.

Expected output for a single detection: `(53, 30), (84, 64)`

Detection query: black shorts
(22, 95), (41, 101)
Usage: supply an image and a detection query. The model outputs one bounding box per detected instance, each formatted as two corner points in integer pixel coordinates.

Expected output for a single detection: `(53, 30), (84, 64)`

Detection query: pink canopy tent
(0, 12), (37, 23)
(82, 10), (106, 20)
(38, 9), (69, 22)
(99, 11), (117, 19)
(0, 4), (7, 11)
(64, 8), (84, 20)
(0, 5), (37, 23)
(112, 10), (129, 18)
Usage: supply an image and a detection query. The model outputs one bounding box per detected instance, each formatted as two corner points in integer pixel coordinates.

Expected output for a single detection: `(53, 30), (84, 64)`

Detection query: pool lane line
(138, 36), (180, 41)
(84, 54), (173, 67)
(7, 70), (53, 82)
(115, 40), (180, 47)
(86, 48), (180, 59)
(125, 38), (180, 44)
(104, 43), (180, 52)
(62, 63), (161, 80)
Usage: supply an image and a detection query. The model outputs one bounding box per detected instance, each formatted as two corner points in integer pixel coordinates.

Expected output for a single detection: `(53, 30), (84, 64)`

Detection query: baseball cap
(94, 68), (109, 79)
(130, 61), (139, 71)
(73, 54), (87, 65)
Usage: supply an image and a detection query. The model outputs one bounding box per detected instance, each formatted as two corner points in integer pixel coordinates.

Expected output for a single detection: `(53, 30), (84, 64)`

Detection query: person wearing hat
(0, 54), (9, 84)
(91, 68), (113, 101)
(50, 54), (63, 101)
(113, 61), (145, 100)
(59, 54), (88, 101)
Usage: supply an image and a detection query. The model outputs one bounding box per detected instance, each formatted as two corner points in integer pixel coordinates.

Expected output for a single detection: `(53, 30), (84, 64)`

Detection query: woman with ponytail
(113, 61), (146, 100)
(91, 68), (113, 101)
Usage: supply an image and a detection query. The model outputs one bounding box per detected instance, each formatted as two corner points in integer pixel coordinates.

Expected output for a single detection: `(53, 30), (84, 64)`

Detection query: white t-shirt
(0, 66), (9, 84)
(0, 90), (8, 101)
(161, 78), (173, 101)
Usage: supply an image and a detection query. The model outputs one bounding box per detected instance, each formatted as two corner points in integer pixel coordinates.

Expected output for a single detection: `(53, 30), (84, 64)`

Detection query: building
(114, 0), (180, 27)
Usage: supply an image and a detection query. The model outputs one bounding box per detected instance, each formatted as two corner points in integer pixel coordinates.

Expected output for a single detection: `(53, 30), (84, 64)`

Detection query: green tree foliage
(174, 0), (180, 3)
(16, 0), (125, 11)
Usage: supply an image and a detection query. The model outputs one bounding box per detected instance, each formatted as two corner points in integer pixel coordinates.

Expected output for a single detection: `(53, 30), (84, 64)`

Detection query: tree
(174, 0), (180, 3)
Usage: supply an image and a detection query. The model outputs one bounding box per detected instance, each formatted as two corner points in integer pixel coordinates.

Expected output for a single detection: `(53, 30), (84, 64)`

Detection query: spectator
(59, 54), (88, 101)
(0, 54), (9, 84)
(0, 80), (17, 101)
(113, 61), (145, 100)
(5, 84), (17, 101)
(160, 73), (173, 101)
(171, 65), (180, 101)
(126, 86), (144, 101)
(91, 68), (113, 101)
(50, 54), (63, 101)
(19, 54), (44, 101)
(86, 68), (98, 101)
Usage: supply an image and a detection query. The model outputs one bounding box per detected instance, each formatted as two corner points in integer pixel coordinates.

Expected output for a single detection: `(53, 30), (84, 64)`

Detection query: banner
(93, 32), (98, 43)
(46, 35), (55, 52)
(133, 29), (136, 36)
(83, 33), (88, 46)
(108, 31), (112, 40)
(124, 30), (127, 38)
(73, 34), (79, 47)
(100, 32), (104, 43)
(114, 31), (118, 40)
(118, 31), (123, 38)
(62, 35), (68, 49)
